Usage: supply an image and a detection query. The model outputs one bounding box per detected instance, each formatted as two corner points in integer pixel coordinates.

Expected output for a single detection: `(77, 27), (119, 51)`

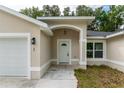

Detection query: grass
(74, 65), (124, 88)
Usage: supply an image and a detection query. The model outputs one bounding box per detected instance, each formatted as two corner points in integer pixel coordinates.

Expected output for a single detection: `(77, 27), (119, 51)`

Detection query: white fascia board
(37, 16), (95, 20)
(106, 31), (124, 39)
(87, 36), (106, 39)
(37, 16), (95, 25)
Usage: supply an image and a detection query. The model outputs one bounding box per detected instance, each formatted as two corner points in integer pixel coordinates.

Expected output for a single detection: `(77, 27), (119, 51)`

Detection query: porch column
(79, 30), (87, 66)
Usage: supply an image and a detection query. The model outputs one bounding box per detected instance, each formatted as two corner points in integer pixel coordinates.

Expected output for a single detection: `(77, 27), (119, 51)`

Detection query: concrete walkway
(35, 65), (77, 88)
(0, 65), (77, 88)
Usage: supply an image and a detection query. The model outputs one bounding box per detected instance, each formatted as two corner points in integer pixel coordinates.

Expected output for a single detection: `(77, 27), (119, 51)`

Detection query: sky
(0, 0), (124, 11)
(0, 0), (107, 12)
(102, 5), (110, 11)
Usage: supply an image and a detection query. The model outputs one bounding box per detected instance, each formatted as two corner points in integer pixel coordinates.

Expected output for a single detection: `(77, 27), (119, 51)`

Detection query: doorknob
(67, 53), (69, 56)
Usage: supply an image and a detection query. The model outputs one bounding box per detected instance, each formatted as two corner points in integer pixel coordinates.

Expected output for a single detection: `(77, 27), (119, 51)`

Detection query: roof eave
(87, 31), (124, 39)
(37, 16), (95, 20)
(37, 16), (95, 24)
(106, 31), (124, 39)
(40, 27), (53, 36)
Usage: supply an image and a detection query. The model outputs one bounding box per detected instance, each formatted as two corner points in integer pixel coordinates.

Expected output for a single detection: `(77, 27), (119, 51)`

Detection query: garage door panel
(0, 56), (27, 62)
(0, 38), (28, 77)
(0, 62), (27, 66)
(0, 67), (27, 76)
(0, 50), (27, 56)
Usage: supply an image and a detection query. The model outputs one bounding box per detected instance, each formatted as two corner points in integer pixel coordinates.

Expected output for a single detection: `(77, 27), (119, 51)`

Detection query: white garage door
(0, 38), (28, 77)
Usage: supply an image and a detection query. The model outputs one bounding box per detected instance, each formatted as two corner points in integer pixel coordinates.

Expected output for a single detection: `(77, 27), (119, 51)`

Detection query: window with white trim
(87, 42), (103, 58)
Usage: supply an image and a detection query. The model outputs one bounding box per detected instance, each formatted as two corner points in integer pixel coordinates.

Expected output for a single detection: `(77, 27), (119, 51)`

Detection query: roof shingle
(87, 31), (114, 37)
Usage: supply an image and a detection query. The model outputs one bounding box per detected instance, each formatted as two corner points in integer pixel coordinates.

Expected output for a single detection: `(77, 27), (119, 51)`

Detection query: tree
(20, 5), (124, 32)
(88, 7), (104, 31)
(63, 7), (70, 16)
(20, 6), (43, 19)
(76, 5), (94, 16)
(50, 5), (61, 16)
(107, 5), (124, 31)
(88, 5), (124, 32)
(42, 5), (61, 16)
(71, 11), (75, 16)
(42, 5), (51, 16)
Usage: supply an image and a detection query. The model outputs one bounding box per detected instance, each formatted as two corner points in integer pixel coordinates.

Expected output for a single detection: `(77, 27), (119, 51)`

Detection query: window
(87, 43), (93, 58)
(95, 43), (103, 58)
(87, 42), (104, 58)
(61, 43), (67, 46)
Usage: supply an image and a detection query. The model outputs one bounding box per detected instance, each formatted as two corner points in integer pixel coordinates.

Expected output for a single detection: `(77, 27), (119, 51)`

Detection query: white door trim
(57, 39), (71, 65)
(0, 33), (31, 79)
(27, 33), (31, 79)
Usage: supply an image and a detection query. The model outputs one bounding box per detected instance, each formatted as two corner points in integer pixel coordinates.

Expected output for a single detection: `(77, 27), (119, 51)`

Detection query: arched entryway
(50, 24), (86, 67)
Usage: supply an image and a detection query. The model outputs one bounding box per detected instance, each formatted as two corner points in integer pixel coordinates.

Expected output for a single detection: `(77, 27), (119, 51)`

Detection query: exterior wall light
(31, 37), (36, 45)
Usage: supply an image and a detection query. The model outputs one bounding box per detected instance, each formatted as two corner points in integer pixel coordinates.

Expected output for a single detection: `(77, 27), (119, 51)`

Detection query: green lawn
(75, 65), (124, 88)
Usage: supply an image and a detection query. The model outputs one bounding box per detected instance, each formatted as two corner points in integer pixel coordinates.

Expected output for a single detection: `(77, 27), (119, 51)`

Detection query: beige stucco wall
(51, 29), (79, 60)
(40, 31), (51, 66)
(106, 35), (124, 73)
(0, 10), (51, 79)
(107, 35), (124, 62)
(47, 21), (87, 39)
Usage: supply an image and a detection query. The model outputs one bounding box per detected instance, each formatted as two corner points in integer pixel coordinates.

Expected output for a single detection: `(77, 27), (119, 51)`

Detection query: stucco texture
(107, 35), (124, 62)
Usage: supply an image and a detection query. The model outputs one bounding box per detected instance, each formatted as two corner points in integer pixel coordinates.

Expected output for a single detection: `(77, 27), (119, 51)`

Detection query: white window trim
(57, 39), (71, 65)
(0, 33), (31, 79)
(87, 40), (106, 61)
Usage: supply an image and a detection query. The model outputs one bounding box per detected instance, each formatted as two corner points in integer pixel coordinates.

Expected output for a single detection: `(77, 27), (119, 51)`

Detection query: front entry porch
(50, 26), (87, 69)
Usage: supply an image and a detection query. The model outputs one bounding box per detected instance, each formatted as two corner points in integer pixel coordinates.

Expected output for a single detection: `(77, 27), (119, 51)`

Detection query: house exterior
(0, 5), (124, 79)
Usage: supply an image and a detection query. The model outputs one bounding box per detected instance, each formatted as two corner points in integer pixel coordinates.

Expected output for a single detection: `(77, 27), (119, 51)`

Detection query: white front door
(58, 40), (70, 63)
